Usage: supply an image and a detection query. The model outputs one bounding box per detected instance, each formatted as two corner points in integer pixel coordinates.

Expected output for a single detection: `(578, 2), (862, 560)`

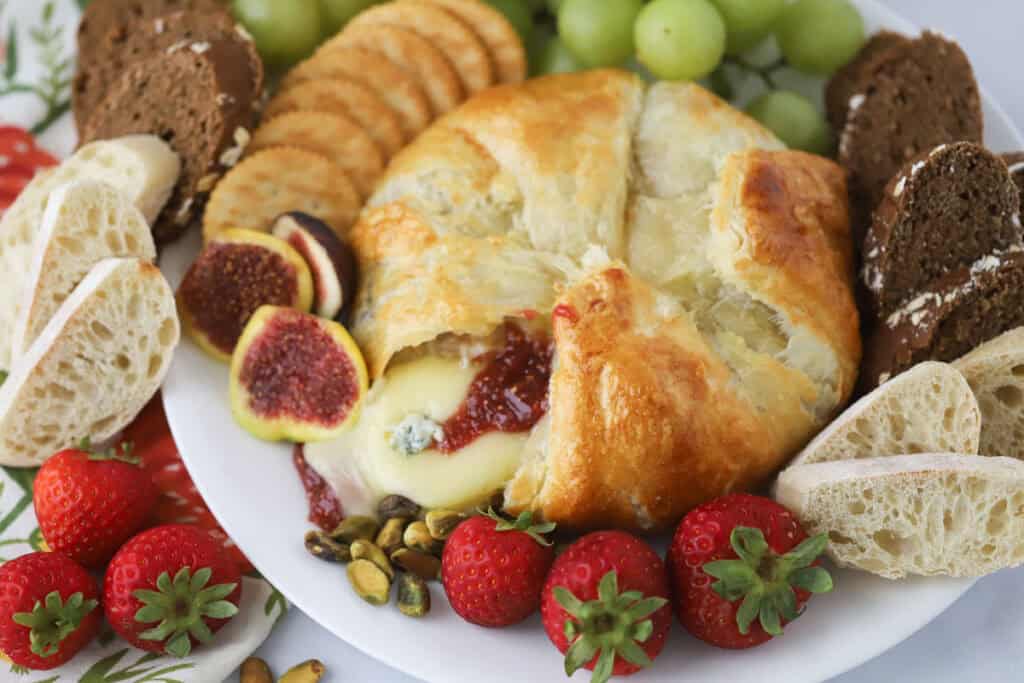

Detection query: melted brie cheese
(305, 355), (529, 515)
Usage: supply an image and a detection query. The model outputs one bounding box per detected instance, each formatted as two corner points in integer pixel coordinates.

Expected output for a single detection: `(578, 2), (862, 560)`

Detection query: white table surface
(235, 2), (1024, 681)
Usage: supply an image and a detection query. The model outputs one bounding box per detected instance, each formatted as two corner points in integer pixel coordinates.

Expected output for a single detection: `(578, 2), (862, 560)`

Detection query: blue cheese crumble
(389, 414), (444, 456)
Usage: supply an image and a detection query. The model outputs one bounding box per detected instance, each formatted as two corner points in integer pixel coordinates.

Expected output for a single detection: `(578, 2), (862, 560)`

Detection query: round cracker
(410, 0), (526, 84)
(344, 2), (494, 94)
(325, 24), (464, 115)
(284, 47), (431, 140)
(204, 147), (362, 241)
(249, 111), (385, 199)
(265, 77), (404, 159)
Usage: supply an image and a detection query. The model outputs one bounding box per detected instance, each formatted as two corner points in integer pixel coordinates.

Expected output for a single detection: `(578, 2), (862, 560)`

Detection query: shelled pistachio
(377, 494), (421, 521)
(391, 547), (442, 582)
(397, 573), (431, 617)
(331, 515), (379, 544)
(424, 509), (465, 541)
(278, 659), (325, 683)
(304, 530), (351, 563)
(376, 517), (408, 556)
(347, 559), (392, 605)
(350, 540), (394, 579)
(403, 521), (442, 555)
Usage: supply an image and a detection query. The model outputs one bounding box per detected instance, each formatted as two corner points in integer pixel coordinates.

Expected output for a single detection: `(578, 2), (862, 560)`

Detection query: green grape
(319, 0), (383, 36)
(710, 0), (785, 55)
(745, 90), (833, 155)
(546, 0), (564, 15)
(233, 0), (323, 68)
(775, 0), (866, 75)
(635, 0), (726, 81)
(536, 36), (585, 75)
(557, 0), (644, 68)
(486, 0), (533, 43)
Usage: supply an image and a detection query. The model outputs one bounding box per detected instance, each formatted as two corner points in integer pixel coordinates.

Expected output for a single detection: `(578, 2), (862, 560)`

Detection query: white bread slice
(775, 454), (1024, 579)
(0, 258), (179, 467)
(0, 135), (179, 370)
(790, 362), (981, 466)
(954, 327), (1024, 459)
(10, 180), (157, 360)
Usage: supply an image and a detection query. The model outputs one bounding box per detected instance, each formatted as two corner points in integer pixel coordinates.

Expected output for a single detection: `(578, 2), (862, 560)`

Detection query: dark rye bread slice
(74, 7), (262, 136)
(80, 42), (257, 244)
(862, 142), (1023, 319)
(76, 0), (227, 75)
(825, 31), (911, 132)
(1004, 153), (1024, 203)
(838, 32), (983, 245)
(860, 252), (1024, 391)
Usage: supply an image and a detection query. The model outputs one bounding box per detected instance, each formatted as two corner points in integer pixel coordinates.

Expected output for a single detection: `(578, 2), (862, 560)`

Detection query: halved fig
(230, 305), (369, 443)
(177, 229), (314, 363)
(271, 212), (357, 320)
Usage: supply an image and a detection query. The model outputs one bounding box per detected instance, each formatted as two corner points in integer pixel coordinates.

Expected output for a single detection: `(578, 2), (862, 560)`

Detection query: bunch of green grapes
(530, 0), (866, 155)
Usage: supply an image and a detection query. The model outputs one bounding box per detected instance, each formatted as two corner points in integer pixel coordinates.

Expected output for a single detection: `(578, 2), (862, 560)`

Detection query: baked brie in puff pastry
(305, 70), (861, 531)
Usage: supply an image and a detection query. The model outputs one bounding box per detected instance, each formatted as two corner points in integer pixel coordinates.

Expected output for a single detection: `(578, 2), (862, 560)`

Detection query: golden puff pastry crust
(346, 70), (860, 531)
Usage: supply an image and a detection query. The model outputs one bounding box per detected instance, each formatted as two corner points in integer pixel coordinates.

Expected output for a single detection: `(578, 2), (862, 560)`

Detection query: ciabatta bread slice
(10, 180), (157, 360)
(0, 258), (179, 467)
(775, 454), (1024, 579)
(954, 326), (1024, 459)
(0, 136), (179, 370)
(790, 361), (981, 466)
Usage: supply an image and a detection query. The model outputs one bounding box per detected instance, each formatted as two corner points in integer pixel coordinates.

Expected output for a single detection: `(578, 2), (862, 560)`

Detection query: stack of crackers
(203, 0), (527, 242)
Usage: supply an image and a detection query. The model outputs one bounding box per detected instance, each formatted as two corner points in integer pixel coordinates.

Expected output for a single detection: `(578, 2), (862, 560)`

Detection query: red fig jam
(293, 446), (344, 530)
(437, 324), (553, 454)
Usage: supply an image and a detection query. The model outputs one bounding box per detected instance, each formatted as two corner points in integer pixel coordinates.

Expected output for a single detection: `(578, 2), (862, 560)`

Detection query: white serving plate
(161, 1), (1024, 681)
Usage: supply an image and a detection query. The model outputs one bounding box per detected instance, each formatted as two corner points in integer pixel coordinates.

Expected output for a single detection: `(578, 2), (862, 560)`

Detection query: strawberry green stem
(133, 567), (238, 658)
(12, 590), (97, 658)
(703, 526), (833, 636)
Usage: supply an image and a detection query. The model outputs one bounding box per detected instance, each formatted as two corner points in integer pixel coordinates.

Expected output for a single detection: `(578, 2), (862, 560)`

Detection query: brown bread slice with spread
(861, 253), (1024, 392)
(1004, 152), (1024, 204)
(79, 43), (258, 244)
(835, 32), (983, 246)
(824, 31), (910, 132)
(76, 0), (226, 71)
(73, 7), (262, 136)
(862, 142), (1023, 320)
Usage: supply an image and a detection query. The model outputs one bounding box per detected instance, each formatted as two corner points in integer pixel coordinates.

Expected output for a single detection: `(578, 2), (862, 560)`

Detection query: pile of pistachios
(304, 494), (467, 617)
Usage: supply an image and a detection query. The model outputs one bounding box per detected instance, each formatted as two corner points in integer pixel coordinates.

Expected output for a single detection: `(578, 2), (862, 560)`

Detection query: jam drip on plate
(293, 445), (344, 530)
(438, 324), (554, 454)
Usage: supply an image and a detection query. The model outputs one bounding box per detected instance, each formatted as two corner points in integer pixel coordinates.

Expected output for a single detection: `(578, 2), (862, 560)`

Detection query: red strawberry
(104, 524), (242, 658)
(33, 439), (158, 569)
(122, 396), (254, 573)
(0, 126), (57, 212)
(0, 552), (101, 670)
(441, 509), (556, 627)
(668, 493), (833, 650)
(541, 531), (670, 683)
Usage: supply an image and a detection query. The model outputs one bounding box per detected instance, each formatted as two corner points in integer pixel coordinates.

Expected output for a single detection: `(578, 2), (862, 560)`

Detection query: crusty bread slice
(10, 180), (157, 360)
(954, 327), (1024, 459)
(0, 258), (179, 467)
(0, 136), (179, 370)
(775, 454), (1024, 579)
(790, 361), (981, 466)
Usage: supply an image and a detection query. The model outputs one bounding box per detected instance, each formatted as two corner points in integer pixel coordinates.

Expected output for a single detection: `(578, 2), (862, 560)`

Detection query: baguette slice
(790, 361), (981, 466)
(10, 180), (157, 360)
(775, 454), (1024, 579)
(954, 326), (1024, 459)
(0, 136), (179, 370)
(0, 258), (179, 467)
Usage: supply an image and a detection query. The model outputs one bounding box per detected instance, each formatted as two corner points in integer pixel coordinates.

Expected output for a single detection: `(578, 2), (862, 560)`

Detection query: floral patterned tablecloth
(0, 1), (285, 680)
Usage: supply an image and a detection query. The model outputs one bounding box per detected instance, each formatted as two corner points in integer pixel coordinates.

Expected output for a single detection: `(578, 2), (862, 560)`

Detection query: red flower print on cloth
(0, 125), (57, 212)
